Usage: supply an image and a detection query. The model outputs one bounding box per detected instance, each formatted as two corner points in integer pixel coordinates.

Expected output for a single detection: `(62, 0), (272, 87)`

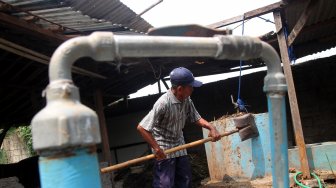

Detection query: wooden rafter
(0, 38), (107, 79)
(208, 1), (285, 29)
(287, 0), (318, 46)
(0, 12), (68, 43)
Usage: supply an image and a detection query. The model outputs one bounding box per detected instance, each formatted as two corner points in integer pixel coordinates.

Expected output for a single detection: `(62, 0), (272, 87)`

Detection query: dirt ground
(114, 153), (336, 188)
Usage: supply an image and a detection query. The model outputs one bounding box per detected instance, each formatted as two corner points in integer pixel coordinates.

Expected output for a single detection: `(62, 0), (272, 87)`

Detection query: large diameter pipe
(49, 33), (262, 82)
(35, 32), (288, 187)
(39, 147), (102, 188)
(260, 42), (289, 188)
(267, 93), (289, 187)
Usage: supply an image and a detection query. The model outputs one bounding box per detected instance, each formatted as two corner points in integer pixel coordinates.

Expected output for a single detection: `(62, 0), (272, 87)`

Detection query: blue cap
(170, 67), (202, 87)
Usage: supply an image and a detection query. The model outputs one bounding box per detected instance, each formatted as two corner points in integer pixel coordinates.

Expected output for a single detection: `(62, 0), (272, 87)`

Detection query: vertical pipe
(261, 42), (289, 188)
(39, 147), (101, 188)
(32, 45), (102, 187)
(267, 94), (289, 188)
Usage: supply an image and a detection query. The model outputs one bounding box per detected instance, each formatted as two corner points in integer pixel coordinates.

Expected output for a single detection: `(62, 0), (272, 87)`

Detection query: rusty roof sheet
(2, 0), (152, 34)
(283, 0), (336, 57)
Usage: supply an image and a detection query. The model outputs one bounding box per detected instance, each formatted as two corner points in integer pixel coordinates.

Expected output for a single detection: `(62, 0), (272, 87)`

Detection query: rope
(294, 172), (323, 188)
(146, 59), (161, 80)
(236, 15), (247, 112)
(283, 23), (296, 64)
(232, 19), (251, 31)
(257, 16), (275, 24)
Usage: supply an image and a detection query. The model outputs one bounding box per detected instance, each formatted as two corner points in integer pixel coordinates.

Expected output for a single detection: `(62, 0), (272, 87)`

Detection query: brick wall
(1, 133), (30, 163)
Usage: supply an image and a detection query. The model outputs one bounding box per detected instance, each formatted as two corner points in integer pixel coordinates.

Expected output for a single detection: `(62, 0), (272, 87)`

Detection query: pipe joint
(215, 35), (262, 60)
(88, 32), (116, 61)
(263, 73), (287, 93)
(44, 79), (79, 101)
(49, 32), (116, 81)
(260, 42), (287, 93)
(32, 80), (101, 151)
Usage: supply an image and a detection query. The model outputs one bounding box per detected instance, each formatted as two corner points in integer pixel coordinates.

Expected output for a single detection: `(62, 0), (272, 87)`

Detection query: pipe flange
(32, 82), (101, 151)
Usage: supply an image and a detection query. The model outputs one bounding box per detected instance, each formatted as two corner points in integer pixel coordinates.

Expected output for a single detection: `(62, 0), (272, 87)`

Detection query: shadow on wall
(0, 155), (40, 188)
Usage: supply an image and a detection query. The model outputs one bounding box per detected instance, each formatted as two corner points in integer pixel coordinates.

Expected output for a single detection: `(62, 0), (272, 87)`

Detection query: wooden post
(273, 11), (311, 179)
(94, 89), (115, 186)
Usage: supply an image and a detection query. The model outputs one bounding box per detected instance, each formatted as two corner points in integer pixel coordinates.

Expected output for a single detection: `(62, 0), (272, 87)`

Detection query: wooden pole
(273, 11), (311, 179)
(101, 129), (239, 173)
(94, 89), (115, 187)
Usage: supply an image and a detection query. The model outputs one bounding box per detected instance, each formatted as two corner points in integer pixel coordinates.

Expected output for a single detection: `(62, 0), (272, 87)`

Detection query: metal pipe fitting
(32, 79), (101, 151)
(261, 42), (287, 93)
(32, 31), (288, 187)
(215, 35), (262, 60)
(49, 32), (116, 82)
(260, 42), (289, 188)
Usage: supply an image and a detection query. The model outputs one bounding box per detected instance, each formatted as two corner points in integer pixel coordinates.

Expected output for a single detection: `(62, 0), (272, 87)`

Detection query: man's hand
(208, 126), (221, 142)
(137, 125), (167, 160)
(195, 118), (222, 142)
(154, 147), (166, 160)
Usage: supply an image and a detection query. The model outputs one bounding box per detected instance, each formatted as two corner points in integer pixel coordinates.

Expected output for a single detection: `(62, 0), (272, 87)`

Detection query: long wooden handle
(100, 129), (239, 173)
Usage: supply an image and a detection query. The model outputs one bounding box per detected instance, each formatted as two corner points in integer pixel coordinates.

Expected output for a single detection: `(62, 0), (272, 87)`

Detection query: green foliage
(5, 127), (17, 137)
(17, 125), (36, 156)
(0, 148), (8, 164)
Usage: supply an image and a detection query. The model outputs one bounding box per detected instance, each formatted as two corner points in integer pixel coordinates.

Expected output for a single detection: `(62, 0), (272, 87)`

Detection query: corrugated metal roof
(206, 0), (336, 59)
(0, 0), (336, 126)
(2, 0), (152, 34)
(284, 0), (336, 48)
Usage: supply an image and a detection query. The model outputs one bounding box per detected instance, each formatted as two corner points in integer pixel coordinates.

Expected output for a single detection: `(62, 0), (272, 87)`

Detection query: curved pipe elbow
(261, 42), (287, 93)
(49, 32), (115, 82)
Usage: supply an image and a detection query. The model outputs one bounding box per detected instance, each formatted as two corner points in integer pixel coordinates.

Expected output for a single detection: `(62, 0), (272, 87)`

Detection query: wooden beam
(273, 11), (311, 179)
(0, 1), (80, 34)
(0, 38), (107, 79)
(0, 12), (68, 44)
(22, 15), (40, 23)
(94, 89), (115, 187)
(287, 0), (318, 46)
(208, 1), (284, 28)
(0, 3), (13, 12)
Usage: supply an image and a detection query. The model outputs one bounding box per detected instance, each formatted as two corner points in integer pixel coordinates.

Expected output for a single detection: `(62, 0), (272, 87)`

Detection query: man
(137, 67), (221, 188)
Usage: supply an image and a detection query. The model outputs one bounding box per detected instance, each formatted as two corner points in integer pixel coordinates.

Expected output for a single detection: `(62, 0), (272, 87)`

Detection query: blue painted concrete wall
(288, 142), (336, 171)
(203, 113), (336, 182)
(203, 113), (273, 181)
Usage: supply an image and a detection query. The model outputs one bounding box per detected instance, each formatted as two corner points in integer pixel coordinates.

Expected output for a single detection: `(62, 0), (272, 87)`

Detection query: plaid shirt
(139, 89), (201, 158)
